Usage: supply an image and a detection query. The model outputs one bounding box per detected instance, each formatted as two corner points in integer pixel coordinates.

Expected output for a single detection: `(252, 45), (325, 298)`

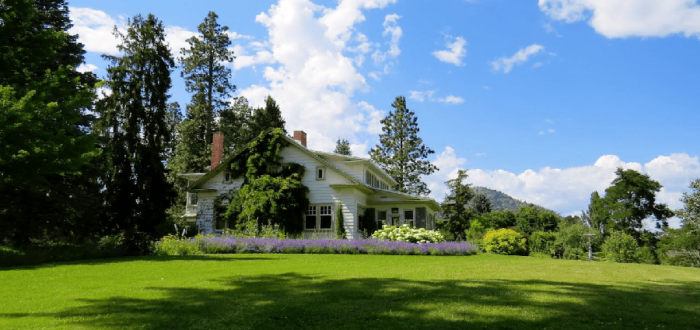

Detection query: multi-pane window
(188, 193), (198, 206)
(404, 210), (414, 227)
(305, 206), (317, 230)
(365, 171), (383, 188)
(306, 205), (333, 230)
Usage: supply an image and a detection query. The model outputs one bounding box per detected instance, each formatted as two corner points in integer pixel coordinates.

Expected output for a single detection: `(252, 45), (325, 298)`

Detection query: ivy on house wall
(220, 129), (310, 235)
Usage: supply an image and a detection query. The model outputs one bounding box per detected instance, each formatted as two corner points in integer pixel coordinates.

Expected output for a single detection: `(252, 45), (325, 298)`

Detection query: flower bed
(371, 224), (445, 243)
(155, 236), (477, 256)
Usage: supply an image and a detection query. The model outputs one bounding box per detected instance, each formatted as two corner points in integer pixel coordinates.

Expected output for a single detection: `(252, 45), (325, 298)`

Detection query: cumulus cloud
(432, 35), (467, 66)
(76, 63), (98, 73)
(490, 44), (545, 73)
(238, 0), (397, 151)
(70, 7), (200, 57)
(424, 150), (700, 228)
(539, 0), (700, 39)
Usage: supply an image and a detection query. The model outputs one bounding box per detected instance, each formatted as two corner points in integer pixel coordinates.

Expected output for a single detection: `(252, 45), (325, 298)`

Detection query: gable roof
(312, 150), (397, 186)
(187, 130), (363, 190)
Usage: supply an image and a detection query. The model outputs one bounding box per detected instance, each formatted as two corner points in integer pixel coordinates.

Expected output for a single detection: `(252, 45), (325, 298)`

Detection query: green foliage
(472, 186), (533, 212)
(154, 236), (202, 256)
(369, 96), (437, 196)
(371, 224), (445, 244)
(442, 169), (475, 240)
(251, 95), (287, 134)
(223, 129), (309, 235)
(336, 204), (347, 239)
(334, 138), (352, 156)
(0, 0), (101, 245)
(464, 219), (489, 250)
(476, 210), (517, 229)
(601, 231), (639, 263)
(658, 227), (700, 267)
(469, 194), (493, 215)
(516, 206), (560, 234)
(95, 14), (176, 250)
(483, 228), (527, 255)
(530, 231), (561, 257)
(677, 178), (700, 232)
(597, 168), (673, 243)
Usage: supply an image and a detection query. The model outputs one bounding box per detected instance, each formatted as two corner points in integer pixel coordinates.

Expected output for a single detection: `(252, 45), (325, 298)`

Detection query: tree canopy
(369, 96), (437, 196)
(334, 138), (352, 156)
(441, 169), (474, 240)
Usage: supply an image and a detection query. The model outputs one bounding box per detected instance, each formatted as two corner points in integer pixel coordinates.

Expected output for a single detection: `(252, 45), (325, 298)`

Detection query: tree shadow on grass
(3, 273), (700, 330)
(0, 255), (279, 271)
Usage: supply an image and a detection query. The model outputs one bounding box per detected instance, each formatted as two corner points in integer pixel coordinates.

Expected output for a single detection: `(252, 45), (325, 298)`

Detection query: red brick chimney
(211, 132), (224, 170)
(293, 130), (307, 148)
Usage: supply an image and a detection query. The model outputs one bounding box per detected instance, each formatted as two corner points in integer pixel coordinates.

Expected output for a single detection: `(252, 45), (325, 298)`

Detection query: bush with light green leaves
(483, 228), (527, 255)
(371, 224), (445, 244)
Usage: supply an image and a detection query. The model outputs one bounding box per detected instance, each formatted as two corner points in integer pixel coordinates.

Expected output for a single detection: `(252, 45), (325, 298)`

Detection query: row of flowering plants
(154, 235), (477, 256)
(371, 224), (445, 244)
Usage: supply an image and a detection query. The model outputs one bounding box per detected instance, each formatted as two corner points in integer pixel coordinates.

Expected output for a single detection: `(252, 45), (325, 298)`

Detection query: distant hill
(472, 186), (545, 212)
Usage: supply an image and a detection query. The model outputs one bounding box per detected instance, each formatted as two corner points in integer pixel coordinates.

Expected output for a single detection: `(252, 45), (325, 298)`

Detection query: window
(306, 206), (317, 230)
(224, 171), (233, 183)
(366, 171), (381, 188)
(377, 211), (387, 229)
(316, 166), (326, 180)
(404, 210), (414, 227)
(188, 193), (198, 206)
(391, 207), (399, 214)
(306, 205), (333, 230)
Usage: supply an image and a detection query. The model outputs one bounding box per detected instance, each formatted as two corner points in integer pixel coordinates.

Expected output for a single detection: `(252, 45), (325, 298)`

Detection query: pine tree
(173, 11), (236, 172)
(442, 169), (474, 240)
(252, 95), (287, 134)
(334, 138), (352, 156)
(369, 96), (438, 196)
(0, 0), (100, 245)
(220, 96), (256, 156)
(96, 14), (176, 250)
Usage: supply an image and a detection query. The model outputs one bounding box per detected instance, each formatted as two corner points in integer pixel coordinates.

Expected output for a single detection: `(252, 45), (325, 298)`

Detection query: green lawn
(1, 254), (699, 330)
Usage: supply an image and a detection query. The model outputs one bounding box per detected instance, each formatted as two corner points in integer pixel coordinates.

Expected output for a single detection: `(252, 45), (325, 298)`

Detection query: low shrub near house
(153, 236), (476, 256)
(371, 224), (445, 244)
(483, 228), (527, 255)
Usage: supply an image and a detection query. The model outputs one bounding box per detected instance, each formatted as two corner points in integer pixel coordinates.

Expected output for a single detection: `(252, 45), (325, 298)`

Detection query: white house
(180, 131), (441, 239)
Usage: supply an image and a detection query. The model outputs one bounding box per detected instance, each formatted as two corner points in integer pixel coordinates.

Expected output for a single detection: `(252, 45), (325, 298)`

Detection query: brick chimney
(211, 132), (224, 170)
(293, 130), (307, 148)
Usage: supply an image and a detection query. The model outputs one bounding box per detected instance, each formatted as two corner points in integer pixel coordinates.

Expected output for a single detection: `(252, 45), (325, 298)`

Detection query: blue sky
(67, 0), (700, 223)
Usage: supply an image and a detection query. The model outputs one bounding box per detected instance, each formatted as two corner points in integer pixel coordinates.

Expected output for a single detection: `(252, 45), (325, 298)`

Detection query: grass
(1, 254), (699, 330)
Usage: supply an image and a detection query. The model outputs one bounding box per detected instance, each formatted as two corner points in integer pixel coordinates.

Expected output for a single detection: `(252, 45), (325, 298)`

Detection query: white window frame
(223, 171), (233, 183)
(376, 209), (388, 229)
(188, 192), (198, 206)
(305, 204), (333, 230)
(316, 166), (326, 180)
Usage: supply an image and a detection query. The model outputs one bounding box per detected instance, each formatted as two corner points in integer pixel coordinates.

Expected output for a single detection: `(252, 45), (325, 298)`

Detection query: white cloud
(165, 26), (197, 56)
(475, 152), (486, 157)
(490, 44), (545, 73)
(424, 151), (700, 228)
(238, 0), (397, 152)
(369, 13), (403, 79)
(432, 35), (467, 66)
(69, 8), (121, 55)
(539, 0), (700, 39)
(76, 63), (98, 73)
(408, 90), (436, 102)
(438, 95), (465, 104)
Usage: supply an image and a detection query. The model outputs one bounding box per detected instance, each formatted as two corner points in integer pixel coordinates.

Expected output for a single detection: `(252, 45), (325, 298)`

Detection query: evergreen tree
(96, 14), (176, 250)
(0, 0), (100, 245)
(369, 96), (438, 195)
(220, 96), (256, 156)
(172, 11), (235, 172)
(334, 138), (352, 156)
(470, 194), (493, 215)
(251, 95), (287, 134)
(442, 170), (474, 240)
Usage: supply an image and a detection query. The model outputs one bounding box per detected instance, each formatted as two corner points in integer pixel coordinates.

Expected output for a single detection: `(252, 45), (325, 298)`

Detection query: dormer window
(316, 166), (326, 180)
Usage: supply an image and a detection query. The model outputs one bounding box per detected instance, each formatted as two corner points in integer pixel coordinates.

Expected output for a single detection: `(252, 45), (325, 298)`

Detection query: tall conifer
(369, 96), (438, 196)
(96, 14), (176, 248)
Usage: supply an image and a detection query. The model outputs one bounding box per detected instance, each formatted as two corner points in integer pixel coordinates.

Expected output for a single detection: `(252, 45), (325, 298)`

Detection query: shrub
(530, 231), (560, 257)
(601, 231), (639, 263)
(371, 224), (445, 244)
(563, 247), (587, 261)
(658, 227), (700, 267)
(154, 236), (201, 256)
(636, 246), (657, 264)
(464, 219), (489, 251)
(483, 228), (527, 255)
(336, 203), (347, 239)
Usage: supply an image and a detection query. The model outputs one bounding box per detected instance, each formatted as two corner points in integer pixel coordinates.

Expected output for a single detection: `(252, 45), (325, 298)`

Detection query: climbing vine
(221, 129), (310, 235)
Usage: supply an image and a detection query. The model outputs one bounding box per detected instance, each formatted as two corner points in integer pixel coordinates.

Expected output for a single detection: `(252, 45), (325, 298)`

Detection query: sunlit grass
(1, 254), (699, 329)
